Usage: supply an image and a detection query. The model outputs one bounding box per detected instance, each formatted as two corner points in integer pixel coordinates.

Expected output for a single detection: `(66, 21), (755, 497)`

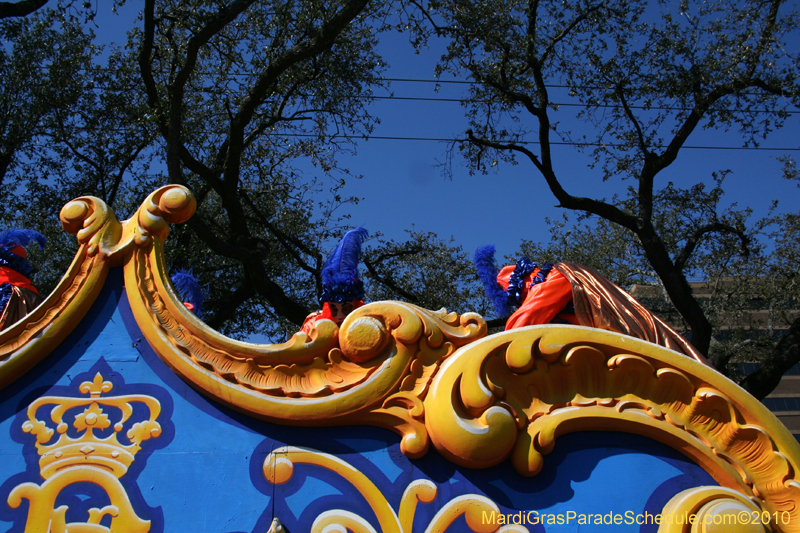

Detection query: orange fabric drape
(0, 266), (38, 294)
(505, 268), (578, 329)
(555, 263), (708, 364)
(497, 261), (708, 365)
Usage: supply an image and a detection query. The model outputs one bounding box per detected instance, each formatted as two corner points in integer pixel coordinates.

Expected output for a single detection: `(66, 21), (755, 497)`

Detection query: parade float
(0, 185), (798, 532)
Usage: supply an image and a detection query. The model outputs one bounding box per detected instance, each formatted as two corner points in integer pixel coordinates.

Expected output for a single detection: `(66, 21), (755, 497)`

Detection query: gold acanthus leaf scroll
(4, 185), (800, 533)
(0, 186), (195, 389)
(423, 325), (800, 532)
(657, 486), (771, 532)
(0, 186), (486, 459)
(119, 186), (486, 458)
(263, 446), (529, 533)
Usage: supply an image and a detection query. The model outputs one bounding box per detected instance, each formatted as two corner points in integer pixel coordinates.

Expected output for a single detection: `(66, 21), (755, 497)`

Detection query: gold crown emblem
(21, 373), (162, 479)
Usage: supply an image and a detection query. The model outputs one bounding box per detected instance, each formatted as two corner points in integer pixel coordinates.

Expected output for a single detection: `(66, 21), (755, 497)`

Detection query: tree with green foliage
(363, 230), (491, 316)
(1, 1), (487, 341)
(2, 0), (798, 399)
(0, 0), (111, 20)
(0, 10), (92, 187)
(1, 8), (160, 295)
(410, 0), (799, 365)
(0, 0), (52, 20)
(134, 0), (389, 335)
(737, 212), (800, 398)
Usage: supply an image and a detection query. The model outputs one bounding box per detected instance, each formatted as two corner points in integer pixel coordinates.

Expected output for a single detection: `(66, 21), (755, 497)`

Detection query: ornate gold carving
(424, 326), (800, 532)
(657, 486), (770, 532)
(125, 219), (486, 454)
(0, 185), (196, 389)
(0, 196), (114, 389)
(4, 185), (800, 533)
(60, 183), (195, 262)
(263, 445), (527, 533)
(7, 373), (161, 532)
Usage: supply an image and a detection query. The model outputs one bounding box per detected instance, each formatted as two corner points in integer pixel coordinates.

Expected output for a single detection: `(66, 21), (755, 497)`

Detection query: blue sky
(94, 2), (799, 264)
(339, 30), (799, 261)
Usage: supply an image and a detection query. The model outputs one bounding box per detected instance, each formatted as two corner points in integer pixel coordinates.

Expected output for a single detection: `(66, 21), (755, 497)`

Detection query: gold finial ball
(60, 200), (91, 234)
(263, 454), (294, 485)
(158, 186), (196, 224)
(339, 316), (388, 363)
(401, 432), (428, 459)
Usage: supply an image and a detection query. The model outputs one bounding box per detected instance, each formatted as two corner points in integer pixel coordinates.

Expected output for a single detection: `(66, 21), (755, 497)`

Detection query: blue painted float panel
(0, 268), (716, 532)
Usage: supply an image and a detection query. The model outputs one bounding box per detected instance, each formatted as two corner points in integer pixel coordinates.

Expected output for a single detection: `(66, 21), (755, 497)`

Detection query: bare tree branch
(466, 130), (639, 229)
(223, 0), (371, 195)
(205, 278), (254, 330)
(674, 222), (751, 273)
(240, 190), (322, 278)
(0, 0), (48, 19)
(363, 259), (419, 303)
(616, 84), (649, 155)
(540, 3), (604, 63)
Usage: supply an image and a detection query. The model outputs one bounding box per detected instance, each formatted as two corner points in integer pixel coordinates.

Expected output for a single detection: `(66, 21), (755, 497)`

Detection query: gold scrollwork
(4, 185), (800, 533)
(423, 326), (800, 532)
(263, 445), (527, 533)
(0, 196), (116, 389)
(7, 372), (161, 532)
(2, 185), (488, 458)
(0, 185), (196, 390)
(125, 214), (486, 453)
(657, 486), (770, 533)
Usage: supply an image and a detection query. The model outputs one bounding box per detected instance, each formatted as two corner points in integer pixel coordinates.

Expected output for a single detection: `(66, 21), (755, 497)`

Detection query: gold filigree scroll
(7, 372), (161, 532)
(424, 326), (800, 532)
(657, 486), (770, 533)
(263, 446), (528, 533)
(4, 185), (799, 532)
(0, 197), (118, 389)
(121, 186), (485, 457)
(0, 185), (195, 389)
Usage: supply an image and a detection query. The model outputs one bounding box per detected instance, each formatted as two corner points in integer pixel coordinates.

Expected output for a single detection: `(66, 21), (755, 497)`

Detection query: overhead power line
(58, 66), (800, 97)
(382, 77), (798, 98)
(277, 133), (800, 151)
(366, 94), (800, 114)
(383, 77), (476, 85)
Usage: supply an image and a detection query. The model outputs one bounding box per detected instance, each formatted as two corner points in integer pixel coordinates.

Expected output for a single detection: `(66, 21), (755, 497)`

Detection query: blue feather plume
(474, 245), (511, 317)
(320, 227), (368, 303)
(0, 228), (46, 278)
(0, 229), (46, 250)
(0, 246), (33, 276)
(171, 269), (205, 319)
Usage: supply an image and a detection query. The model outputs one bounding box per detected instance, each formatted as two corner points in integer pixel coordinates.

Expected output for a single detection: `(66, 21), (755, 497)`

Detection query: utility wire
(276, 133), (800, 151)
(56, 63), (800, 113)
(383, 77), (475, 85)
(55, 66), (800, 98)
(366, 94), (800, 114)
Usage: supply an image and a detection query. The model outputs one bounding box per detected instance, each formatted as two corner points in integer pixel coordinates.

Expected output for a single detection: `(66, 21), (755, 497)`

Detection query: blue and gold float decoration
(0, 185), (797, 532)
(8, 372), (162, 532)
